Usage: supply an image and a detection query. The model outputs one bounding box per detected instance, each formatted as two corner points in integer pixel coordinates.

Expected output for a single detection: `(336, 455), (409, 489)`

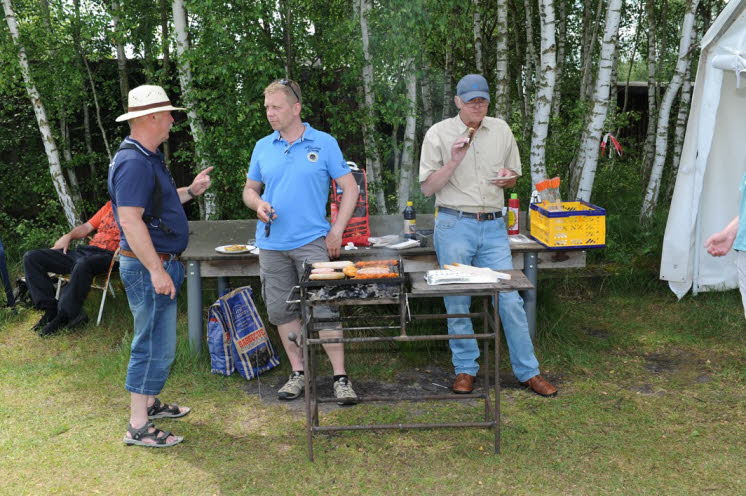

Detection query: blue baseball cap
(456, 74), (490, 102)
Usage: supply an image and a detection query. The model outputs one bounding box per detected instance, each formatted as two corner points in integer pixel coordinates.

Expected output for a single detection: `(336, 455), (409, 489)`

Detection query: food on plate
(311, 267), (336, 274)
(353, 272), (398, 279)
(354, 259), (398, 268)
(343, 266), (358, 278)
(223, 244), (247, 252)
(311, 261), (354, 269)
(309, 272), (346, 280)
(357, 266), (391, 275)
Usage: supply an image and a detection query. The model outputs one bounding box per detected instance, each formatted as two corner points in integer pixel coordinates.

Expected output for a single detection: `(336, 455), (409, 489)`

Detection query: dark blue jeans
(120, 255), (185, 396)
(0, 238), (14, 307)
(23, 246), (112, 316)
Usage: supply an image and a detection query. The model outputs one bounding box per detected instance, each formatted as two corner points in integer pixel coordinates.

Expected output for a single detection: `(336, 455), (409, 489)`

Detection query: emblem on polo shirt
(307, 151), (319, 162)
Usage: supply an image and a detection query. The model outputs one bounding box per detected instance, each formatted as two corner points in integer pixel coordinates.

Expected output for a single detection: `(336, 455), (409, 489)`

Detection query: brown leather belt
(120, 248), (180, 262)
(438, 206), (503, 221)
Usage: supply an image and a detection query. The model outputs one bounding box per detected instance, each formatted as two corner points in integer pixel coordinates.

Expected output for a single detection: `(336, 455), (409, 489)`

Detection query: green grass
(0, 274), (744, 495)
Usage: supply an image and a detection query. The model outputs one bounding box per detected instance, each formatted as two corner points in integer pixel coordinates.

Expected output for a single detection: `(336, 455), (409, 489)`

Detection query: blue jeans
(434, 211), (540, 382)
(120, 255), (185, 395)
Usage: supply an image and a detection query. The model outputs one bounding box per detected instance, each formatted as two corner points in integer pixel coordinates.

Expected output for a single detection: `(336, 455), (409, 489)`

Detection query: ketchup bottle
(507, 193), (520, 235)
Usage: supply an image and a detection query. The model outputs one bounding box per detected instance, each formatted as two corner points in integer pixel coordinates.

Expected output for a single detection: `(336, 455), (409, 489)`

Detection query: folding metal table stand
(297, 270), (533, 461)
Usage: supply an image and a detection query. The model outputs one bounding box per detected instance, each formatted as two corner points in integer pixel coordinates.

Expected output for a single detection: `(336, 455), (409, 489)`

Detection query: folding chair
(54, 247), (120, 326)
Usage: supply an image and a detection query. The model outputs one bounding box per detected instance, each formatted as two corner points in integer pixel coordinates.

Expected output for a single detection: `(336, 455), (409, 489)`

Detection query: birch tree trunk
(522, 0), (538, 139)
(83, 100), (96, 181)
(420, 67), (434, 131)
(397, 62), (417, 213)
(172, 0), (218, 219)
(667, 72), (693, 199)
(494, 0), (510, 120)
(3, 0), (79, 227)
(643, 0), (658, 176)
(160, 0), (171, 166)
(529, 0), (557, 185)
(575, 0), (623, 202)
(667, 25), (697, 199)
(60, 115), (83, 205)
(551, 0), (566, 118)
(473, 0), (483, 73)
(358, 0), (387, 214)
(442, 42), (453, 121)
(110, 0), (129, 112)
(640, 0), (699, 221)
(579, 0), (603, 102)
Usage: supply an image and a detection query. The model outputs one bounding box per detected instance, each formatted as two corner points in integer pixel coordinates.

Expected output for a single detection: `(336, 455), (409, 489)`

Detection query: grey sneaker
(277, 372), (304, 400)
(333, 377), (358, 405)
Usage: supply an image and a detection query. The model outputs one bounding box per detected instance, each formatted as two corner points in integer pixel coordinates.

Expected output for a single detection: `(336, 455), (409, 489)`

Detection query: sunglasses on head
(276, 79), (300, 103)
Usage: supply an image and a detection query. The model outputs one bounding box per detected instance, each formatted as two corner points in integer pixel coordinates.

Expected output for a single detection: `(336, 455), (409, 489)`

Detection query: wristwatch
(187, 186), (197, 199)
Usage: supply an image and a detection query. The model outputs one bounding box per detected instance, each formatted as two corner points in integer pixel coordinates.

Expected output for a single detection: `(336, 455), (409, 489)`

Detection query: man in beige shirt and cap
(420, 74), (557, 397)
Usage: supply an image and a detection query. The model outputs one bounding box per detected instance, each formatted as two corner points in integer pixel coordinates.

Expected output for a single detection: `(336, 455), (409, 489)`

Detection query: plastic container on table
(529, 201), (606, 249)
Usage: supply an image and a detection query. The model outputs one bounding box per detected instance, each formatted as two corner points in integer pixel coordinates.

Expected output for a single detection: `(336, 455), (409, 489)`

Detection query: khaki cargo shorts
(259, 237), (340, 327)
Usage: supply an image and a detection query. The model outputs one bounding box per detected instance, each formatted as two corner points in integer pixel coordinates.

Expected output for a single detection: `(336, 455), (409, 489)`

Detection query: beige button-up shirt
(419, 114), (521, 212)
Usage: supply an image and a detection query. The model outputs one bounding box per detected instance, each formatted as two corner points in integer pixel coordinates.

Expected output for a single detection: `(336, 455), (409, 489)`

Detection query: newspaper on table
(426, 263), (511, 285)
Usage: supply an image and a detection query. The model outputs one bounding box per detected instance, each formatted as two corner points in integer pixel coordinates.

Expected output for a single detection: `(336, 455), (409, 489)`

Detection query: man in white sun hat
(108, 84), (213, 447)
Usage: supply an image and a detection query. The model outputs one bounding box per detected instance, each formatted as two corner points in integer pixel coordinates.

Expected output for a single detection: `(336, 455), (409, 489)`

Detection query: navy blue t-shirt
(108, 137), (189, 254)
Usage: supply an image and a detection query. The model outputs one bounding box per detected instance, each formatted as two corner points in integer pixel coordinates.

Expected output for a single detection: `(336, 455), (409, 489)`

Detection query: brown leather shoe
(521, 375), (558, 397)
(452, 373), (475, 394)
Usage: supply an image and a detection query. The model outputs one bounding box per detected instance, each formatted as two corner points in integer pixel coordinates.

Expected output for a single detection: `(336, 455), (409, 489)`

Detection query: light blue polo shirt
(735, 171), (746, 252)
(247, 123), (351, 251)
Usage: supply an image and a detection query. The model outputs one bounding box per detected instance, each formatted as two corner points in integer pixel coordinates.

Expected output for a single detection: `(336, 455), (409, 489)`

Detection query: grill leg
(482, 296), (491, 422)
(493, 290), (501, 454)
(300, 292), (314, 462)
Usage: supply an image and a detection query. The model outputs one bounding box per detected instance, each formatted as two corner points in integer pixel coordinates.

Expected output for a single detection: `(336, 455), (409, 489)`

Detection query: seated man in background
(23, 201), (119, 336)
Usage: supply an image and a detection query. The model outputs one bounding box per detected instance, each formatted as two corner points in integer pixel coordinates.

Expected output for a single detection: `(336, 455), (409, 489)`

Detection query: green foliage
(0, 0), (717, 277)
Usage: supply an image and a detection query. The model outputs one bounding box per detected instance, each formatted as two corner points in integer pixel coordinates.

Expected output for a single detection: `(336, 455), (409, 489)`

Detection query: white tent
(661, 0), (746, 298)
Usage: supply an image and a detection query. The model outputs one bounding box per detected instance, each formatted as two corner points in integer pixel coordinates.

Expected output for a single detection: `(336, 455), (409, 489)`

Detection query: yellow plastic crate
(529, 201), (606, 250)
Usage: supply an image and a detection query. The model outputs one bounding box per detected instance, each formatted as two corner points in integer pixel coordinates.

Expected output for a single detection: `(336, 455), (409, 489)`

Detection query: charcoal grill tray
(299, 263), (405, 288)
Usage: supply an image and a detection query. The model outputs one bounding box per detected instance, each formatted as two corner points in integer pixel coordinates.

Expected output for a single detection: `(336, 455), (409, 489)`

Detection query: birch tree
(522, 0), (538, 138)
(172, 0), (217, 219)
(110, 0), (128, 112)
(3, 0), (80, 227)
(420, 66), (434, 131)
(551, 0), (566, 118)
(579, 0), (604, 102)
(441, 42), (453, 120)
(473, 0), (483, 73)
(640, 0), (700, 221)
(667, 26), (696, 199)
(72, 0), (111, 161)
(575, 0), (623, 202)
(494, 0), (510, 120)
(529, 0), (557, 185)
(642, 0), (658, 175)
(397, 61), (417, 212)
(358, 0), (387, 213)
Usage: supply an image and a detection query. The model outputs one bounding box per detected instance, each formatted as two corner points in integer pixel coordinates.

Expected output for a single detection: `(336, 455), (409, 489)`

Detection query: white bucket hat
(115, 84), (185, 122)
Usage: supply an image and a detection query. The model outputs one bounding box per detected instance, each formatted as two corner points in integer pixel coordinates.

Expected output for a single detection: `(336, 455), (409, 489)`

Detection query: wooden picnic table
(181, 214), (586, 353)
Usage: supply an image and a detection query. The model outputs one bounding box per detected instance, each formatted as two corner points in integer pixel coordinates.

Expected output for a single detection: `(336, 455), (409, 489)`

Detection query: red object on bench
(330, 163), (371, 246)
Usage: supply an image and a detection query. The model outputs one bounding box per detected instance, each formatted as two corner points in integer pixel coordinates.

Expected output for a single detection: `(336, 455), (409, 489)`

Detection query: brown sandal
(147, 397), (191, 419)
(123, 421), (183, 448)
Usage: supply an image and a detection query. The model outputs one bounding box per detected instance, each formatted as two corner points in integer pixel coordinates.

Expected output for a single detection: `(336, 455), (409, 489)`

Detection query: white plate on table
(215, 244), (256, 254)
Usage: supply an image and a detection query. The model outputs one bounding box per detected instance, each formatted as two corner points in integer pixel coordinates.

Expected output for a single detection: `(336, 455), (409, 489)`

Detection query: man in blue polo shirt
(109, 84), (213, 447)
(243, 79), (359, 404)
